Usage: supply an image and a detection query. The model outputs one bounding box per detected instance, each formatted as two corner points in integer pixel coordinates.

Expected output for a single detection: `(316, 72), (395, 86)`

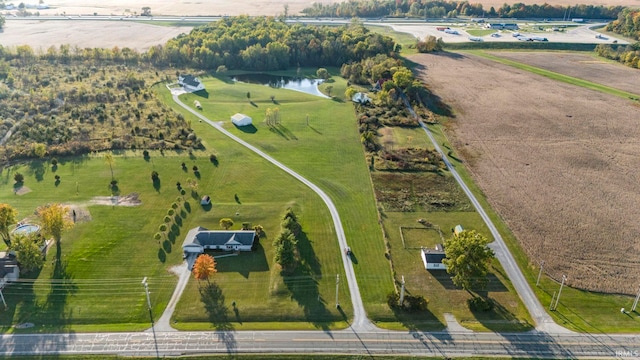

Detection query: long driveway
(170, 93), (372, 331)
(404, 96), (567, 333)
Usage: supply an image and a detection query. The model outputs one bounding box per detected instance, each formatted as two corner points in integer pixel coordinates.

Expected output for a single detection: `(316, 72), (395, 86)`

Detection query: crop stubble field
(412, 52), (640, 294)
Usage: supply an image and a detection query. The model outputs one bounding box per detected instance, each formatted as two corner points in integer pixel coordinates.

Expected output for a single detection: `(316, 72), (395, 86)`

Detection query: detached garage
(231, 113), (252, 126)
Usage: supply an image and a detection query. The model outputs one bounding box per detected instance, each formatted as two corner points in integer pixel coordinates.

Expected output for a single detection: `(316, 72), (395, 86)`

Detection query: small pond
(231, 74), (330, 99)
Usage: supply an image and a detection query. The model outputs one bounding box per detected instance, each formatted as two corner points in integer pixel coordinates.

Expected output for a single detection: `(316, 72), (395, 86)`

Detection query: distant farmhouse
(421, 244), (447, 270)
(182, 227), (257, 268)
(178, 74), (205, 92)
(486, 23), (519, 30)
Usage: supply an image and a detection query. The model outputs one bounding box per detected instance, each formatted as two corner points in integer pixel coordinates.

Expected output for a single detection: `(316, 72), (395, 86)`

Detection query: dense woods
(151, 16), (397, 70)
(606, 8), (640, 40)
(302, 0), (622, 20)
(0, 51), (200, 164)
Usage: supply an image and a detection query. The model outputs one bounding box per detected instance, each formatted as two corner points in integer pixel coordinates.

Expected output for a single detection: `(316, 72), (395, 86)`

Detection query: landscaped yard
(158, 71), (396, 325)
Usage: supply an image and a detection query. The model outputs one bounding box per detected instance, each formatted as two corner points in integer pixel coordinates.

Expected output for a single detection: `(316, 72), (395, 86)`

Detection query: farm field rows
(411, 51), (640, 331)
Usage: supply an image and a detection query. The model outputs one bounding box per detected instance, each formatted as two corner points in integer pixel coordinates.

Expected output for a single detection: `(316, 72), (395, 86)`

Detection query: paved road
(1, 328), (639, 357)
(170, 93), (373, 331)
(402, 96), (567, 333)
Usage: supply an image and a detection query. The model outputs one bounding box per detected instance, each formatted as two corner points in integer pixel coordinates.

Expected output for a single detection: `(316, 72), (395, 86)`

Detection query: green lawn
(381, 211), (533, 332)
(0, 132), (348, 330)
(427, 122), (640, 333)
(367, 25), (419, 56)
(158, 72), (395, 325)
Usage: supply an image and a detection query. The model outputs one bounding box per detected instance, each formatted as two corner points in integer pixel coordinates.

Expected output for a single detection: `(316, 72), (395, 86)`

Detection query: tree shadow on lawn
(28, 160), (46, 182)
(388, 294), (445, 332)
(199, 282), (236, 352)
(152, 177), (161, 192)
(468, 294), (533, 332)
(0, 266), (42, 331)
(214, 242), (269, 278)
(282, 229), (336, 331)
(40, 243), (78, 331)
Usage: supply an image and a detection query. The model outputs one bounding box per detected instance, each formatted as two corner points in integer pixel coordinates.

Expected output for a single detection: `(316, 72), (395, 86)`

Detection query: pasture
(412, 51), (640, 331)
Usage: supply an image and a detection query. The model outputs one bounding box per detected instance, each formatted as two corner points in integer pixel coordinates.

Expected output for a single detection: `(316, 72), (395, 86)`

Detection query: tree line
(597, 9), (640, 68)
(302, 0), (623, 20)
(152, 16), (397, 70)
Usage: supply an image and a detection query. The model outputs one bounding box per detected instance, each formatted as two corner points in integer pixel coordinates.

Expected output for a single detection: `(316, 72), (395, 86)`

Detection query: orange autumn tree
(192, 254), (217, 285)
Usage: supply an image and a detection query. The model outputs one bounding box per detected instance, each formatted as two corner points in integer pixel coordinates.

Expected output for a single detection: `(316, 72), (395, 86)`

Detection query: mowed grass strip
(427, 122), (640, 333)
(158, 72), (394, 323)
(467, 50), (640, 100)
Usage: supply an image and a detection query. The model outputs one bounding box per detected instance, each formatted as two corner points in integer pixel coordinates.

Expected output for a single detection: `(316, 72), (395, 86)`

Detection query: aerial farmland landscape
(0, 0), (639, 358)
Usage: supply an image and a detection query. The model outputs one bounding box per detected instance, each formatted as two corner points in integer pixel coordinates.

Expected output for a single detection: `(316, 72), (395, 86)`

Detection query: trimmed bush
(468, 296), (494, 312)
(159, 224), (168, 232)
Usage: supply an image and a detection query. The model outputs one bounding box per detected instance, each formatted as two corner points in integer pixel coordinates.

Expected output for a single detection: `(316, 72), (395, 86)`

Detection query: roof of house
(180, 74), (201, 88)
(183, 226), (256, 249)
(422, 248), (446, 264)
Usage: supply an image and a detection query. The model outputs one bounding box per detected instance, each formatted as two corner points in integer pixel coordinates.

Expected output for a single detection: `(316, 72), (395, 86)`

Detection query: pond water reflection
(231, 74), (329, 99)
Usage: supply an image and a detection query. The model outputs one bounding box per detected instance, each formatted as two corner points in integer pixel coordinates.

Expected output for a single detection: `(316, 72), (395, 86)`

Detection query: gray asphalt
(1, 329), (638, 357)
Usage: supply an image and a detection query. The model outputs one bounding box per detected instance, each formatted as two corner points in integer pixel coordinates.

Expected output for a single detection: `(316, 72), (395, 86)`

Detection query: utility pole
(399, 276), (406, 306)
(142, 277), (160, 359)
(335, 274), (340, 308)
(553, 275), (567, 311)
(549, 291), (556, 311)
(632, 285), (640, 312)
(536, 260), (545, 287)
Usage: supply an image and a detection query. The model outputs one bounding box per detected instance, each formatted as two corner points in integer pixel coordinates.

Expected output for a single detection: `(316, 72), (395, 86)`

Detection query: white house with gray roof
(182, 226), (256, 257)
(178, 74), (205, 92)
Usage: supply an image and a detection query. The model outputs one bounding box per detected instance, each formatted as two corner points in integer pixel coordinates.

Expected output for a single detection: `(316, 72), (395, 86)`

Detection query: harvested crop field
(0, 20), (191, 51)
(412, 51), (640, 294)
(488, 51), (640, 96)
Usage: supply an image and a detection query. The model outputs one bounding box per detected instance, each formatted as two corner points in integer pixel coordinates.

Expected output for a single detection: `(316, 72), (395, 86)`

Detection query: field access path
(169, 92), (374, 332)
(403, 96), (568, 333)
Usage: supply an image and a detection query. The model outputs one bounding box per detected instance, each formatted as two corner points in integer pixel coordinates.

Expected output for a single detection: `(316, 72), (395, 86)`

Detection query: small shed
(421, 244), (447, 270)
(231, 113), (252, 126)
(454, 225), (464, 237)
(201, 195), (211, 205)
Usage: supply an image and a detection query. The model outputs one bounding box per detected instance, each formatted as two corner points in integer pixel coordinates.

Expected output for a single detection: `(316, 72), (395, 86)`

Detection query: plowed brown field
(412, 52), (640, 294)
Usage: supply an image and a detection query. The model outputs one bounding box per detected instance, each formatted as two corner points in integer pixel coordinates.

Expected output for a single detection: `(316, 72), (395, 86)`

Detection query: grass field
(157, 71), (396, 325)
(382, 210), (533, 332)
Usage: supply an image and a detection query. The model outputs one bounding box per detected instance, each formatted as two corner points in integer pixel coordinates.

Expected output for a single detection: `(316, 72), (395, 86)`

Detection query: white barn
(231, 113), (252, 126)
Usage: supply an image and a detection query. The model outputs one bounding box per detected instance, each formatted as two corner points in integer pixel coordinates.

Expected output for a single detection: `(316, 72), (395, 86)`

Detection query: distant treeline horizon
(302, 0), (624, 20)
